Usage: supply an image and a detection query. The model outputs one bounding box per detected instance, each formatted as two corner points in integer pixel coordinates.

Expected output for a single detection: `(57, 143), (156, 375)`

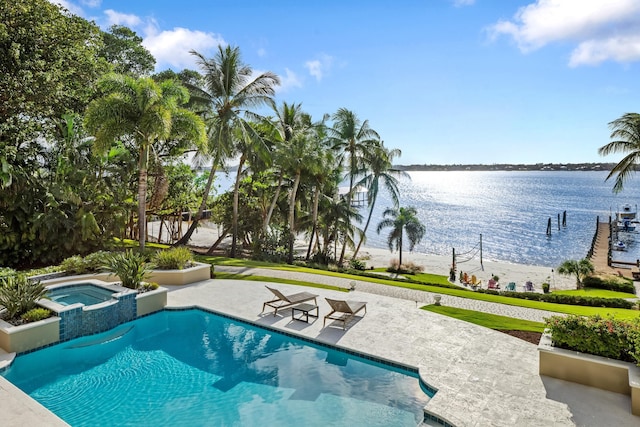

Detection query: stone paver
(216, 265), (560, 323)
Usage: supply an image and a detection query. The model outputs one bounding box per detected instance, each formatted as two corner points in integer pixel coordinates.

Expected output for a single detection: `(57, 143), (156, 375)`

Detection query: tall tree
(85, 73), (206, 250)
(0, 0), (105, 145)
(328, 108), (380, 264)
(598, 113), (640, 193)
(352, 144), (407, 259)
(376, 206), (425, 267)
(186, 46), (279, 257)
(99, 25), (156, 77)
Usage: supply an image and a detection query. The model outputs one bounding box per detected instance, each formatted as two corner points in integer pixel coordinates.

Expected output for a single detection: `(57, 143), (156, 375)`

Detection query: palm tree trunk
(399, 234), (403, 267)
(176, 164), (218, 246)
(137, 146), (149, 251)
(306, 185), (321, 260)
(206, 226), (231, 254)
(263, 172), (283, 235)
(338, 169), (355, 265)
(287, 171), (301, 264)
(231, 154), (246, 258)
(352, 197), (376, 259)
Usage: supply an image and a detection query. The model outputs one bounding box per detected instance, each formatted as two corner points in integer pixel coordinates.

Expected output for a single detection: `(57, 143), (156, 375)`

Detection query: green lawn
(422, 305), (545, 332)
(120, 244), (640, 321)
(551, 288), (637, 299)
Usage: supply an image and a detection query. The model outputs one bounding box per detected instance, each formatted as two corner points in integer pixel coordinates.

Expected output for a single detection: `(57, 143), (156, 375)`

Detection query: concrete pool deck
(1, 278), (639, 426)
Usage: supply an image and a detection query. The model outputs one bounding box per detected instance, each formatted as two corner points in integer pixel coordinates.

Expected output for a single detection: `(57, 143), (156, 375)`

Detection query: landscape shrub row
(582, 276), (636, 294)
(546, 315), (640, 365)
(478, 289), (635, 309)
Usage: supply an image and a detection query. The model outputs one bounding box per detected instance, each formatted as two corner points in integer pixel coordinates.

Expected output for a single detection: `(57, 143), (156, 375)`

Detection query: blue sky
(54, 0), (640, 165)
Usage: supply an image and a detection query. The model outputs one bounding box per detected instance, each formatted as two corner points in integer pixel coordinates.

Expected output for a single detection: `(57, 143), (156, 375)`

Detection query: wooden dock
(590, 220), (634, 278)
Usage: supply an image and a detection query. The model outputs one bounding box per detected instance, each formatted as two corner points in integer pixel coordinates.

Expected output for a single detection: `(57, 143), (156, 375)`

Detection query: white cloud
(277, 68), (303, 93)
(104, 9), (142, 27)
(48, 0), (84, 15)
(257, 48), (267, 57)
(488, 0), (640, 65)
(142, 24), (226, 70)
(80, 0), (101, 7)
(570, 35), (640, 66)
(304, 54), (334, 81)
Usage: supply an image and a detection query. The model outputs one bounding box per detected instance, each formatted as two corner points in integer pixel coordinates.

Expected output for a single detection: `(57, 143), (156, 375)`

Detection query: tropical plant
(352, 143), (407, 259)
(153, 246), (194, 270)
(0, 275), (47, 320)
(85, 73), (207, 251)
(598, 113), (640, 193)
(186, 46), (279, 257)
(328, 108), (380, 264)
(557, 258), (595, 290)
(21, 308), (52, 323)
(104, 250), (152, 289)
(376, 206), (426, 267)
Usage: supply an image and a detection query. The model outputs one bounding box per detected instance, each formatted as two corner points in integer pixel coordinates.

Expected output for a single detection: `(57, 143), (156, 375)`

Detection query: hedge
(546, 315), (640, 365)
(477, 289), (635, 309)
(582, 276), (636, 294)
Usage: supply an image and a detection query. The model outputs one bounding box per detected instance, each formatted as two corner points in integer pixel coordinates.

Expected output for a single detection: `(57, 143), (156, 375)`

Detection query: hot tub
(47, 284), (117, 306)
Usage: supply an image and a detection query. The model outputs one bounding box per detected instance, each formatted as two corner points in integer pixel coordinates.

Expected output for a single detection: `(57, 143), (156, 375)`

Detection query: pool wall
(39, 281), (137, 342)
(0, 317), (60, 354)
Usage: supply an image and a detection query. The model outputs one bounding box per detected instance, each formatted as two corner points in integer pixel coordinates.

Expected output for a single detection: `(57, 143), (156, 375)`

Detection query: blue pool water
(47, 284), (116, 306)
(2, 310), (432, 426)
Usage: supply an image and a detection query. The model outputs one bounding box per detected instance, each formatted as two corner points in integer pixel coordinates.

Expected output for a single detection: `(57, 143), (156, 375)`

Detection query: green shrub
(21, 308), (52, 323)
(349, 258), (366, 271)
(153, 246), (194, 270)
(0, 275), (47, 319)
(0, 268), (17, 278)
(387, 260), (424, 275)
(546, 315), (640, 364)
(140, 282), (159, 292)
(60, 255), (87, 274)
(104, 250), (152, 289)
(542, 283), (550, 294)
(582, 275), (636, 294)
(83, 251), (112, 272)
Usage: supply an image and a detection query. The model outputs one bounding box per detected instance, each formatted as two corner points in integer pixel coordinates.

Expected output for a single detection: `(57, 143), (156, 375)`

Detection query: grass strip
(422, 305), (545, 332)
(213, 272), (348, 292)
(551, 288), (637, 299)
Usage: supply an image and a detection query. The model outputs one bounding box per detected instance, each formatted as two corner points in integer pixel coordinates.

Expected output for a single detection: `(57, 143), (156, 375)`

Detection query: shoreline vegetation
(396, 162), (620, 171)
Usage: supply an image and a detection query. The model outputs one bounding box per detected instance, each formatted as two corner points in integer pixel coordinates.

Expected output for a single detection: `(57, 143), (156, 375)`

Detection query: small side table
(292, 303), (319, 323)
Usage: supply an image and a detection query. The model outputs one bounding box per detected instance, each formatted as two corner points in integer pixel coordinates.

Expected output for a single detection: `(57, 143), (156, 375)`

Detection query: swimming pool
(2, 309), (432, 426)
(46, 283), (117, 306)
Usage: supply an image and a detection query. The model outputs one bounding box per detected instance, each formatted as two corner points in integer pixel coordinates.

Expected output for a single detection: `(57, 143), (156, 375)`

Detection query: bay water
(215, 170), (640, 268)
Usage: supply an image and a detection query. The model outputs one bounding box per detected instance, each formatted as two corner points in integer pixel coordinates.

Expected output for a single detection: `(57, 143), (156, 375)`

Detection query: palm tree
(328, 108), (380, 264)
(352, 143), (407, 259)
(85, 73), (206, 250)
(186, 46), (279, 257)
(557, 259), (595, 290)
(376, 206), (425, 267)
(598, 113), (640, 193)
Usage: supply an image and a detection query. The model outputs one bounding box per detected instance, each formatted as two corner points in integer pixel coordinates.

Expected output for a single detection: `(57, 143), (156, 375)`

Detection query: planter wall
(0, 317), (60, 354)
(136, 287), (168, 317)
(147, 262), (210, 286)
(538, 333), (640, 416)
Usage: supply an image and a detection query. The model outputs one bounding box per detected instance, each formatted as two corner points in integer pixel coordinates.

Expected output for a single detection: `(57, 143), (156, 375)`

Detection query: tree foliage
(100, 25), (155, 77)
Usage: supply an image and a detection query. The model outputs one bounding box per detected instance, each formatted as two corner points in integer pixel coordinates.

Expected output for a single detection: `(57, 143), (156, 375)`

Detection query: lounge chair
(323, 298), (367, 330)
(470, 275), (482, 290)
(487, 278), (500, 290)
(524, 281), (534, 292)
(262, 286), (318, 316)
(505, 282), (516, 291)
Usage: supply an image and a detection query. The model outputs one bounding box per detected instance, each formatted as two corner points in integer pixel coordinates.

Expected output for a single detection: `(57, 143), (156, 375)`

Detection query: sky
(51, 0), (640, 165)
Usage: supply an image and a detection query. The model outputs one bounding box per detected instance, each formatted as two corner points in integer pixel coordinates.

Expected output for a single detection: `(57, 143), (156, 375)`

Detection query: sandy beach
(148, 221), (576, 291)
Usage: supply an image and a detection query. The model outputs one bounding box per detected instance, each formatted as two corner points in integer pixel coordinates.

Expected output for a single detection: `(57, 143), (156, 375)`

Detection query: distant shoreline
(396, 162), (619, 172)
